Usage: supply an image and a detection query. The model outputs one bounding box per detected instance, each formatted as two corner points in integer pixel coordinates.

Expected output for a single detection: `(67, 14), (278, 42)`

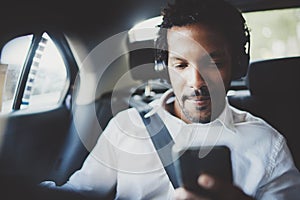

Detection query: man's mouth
(182, 86), (211, 106)
(186, 96), (211, 107)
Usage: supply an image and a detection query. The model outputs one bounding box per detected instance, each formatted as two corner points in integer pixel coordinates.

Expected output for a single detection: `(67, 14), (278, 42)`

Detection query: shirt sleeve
(42, 117), (119, 198)
(256, 136), (300, 200)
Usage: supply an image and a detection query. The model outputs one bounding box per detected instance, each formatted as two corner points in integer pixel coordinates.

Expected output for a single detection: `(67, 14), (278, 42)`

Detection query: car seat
(229, 56), (300, 169)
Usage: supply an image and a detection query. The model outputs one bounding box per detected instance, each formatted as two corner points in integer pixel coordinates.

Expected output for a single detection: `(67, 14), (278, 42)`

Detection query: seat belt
(138, 109), (180, 189)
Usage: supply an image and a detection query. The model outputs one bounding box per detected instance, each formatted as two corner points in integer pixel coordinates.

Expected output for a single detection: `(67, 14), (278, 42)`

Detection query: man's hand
(174, 174), (255, 200)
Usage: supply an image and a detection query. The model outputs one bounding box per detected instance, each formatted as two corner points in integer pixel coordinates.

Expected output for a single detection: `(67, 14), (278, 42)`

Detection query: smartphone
(173, 145), (233, 197)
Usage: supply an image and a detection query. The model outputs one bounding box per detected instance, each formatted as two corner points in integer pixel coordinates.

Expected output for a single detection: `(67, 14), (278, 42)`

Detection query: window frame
(2, 31), (78, 112)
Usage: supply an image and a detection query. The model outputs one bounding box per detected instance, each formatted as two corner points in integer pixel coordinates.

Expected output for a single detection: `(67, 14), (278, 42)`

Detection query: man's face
(167, 24), (232, 123)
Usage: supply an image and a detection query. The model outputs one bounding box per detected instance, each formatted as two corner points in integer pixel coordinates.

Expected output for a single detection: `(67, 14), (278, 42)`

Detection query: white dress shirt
(43, 89), (300, 199)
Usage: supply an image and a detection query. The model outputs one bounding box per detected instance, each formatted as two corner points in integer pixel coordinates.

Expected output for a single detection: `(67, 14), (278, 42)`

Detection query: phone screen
(173, 145), (233, 196)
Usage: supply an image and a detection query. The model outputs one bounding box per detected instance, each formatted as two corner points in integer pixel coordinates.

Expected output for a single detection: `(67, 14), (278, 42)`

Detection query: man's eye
(200, 57), (224, 68)
(173, 63), (188, 69)
(210, 61), (222, 66)
(206, 60), (224, 68)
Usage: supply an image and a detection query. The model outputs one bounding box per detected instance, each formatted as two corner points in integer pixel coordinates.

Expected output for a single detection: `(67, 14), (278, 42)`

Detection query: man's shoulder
(109, 106), (138, 122)
(229, 105), (284, 142)
(230, 105), (272, 127)
(229, 106), (287, 169)
(107, 107), (147, 132)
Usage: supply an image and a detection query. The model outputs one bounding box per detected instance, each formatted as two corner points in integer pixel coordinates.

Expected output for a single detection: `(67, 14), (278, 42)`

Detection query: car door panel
(0, 105), (71, 183)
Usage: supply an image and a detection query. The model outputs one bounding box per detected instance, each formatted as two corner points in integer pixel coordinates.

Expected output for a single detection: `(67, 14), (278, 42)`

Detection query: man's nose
(187, 66), (205, 89)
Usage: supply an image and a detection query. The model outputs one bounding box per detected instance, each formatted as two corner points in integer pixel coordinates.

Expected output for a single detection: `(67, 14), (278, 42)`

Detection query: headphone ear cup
(232, 31), (250, 80)
(154, 60), (171, 83)
(232, 52), (249, 80)
(154, 60), (166, 72)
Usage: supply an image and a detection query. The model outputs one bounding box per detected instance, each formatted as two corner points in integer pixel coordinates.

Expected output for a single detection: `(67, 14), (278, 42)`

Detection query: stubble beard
(179, 98), (212, 124)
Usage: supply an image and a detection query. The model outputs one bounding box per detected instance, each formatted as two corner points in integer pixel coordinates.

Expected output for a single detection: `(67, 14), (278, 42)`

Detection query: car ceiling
(228, 0), (300, 12)
(0, 0), (299, 52)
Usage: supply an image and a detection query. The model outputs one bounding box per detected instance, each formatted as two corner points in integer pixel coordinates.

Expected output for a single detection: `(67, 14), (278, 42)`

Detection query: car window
(0, 32), (68, 112)
(0, 35), (33, 112)
(243, 8), (300, 61)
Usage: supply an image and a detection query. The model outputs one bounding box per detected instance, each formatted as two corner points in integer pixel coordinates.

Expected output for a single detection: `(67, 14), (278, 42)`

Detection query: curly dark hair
(155, 0), (250, 80)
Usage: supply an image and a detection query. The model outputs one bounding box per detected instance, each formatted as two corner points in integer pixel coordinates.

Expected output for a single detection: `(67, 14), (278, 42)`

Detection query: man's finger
(174, 187), (209, 200)
(198, 174), (215, 189)
(197, 174), (255, 200)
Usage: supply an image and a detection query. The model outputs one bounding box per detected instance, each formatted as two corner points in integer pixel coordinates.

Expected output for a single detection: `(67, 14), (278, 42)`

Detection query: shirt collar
(146, 89), (236, 134)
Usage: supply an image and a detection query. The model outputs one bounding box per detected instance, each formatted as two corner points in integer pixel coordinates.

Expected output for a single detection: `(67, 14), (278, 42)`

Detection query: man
(42, 0), (300, 199)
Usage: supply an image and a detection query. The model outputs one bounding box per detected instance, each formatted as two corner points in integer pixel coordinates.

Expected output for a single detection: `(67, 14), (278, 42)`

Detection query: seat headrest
(247, 57), (300, 95)
(128, 40), (160, 82)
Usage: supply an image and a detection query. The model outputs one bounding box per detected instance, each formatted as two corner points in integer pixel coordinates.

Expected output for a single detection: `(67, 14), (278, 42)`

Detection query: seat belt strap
(138, 109), (180, 189)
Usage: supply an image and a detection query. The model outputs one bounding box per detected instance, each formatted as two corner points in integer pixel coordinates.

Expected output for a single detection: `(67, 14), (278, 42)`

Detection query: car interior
(0, 0), (299, 199)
